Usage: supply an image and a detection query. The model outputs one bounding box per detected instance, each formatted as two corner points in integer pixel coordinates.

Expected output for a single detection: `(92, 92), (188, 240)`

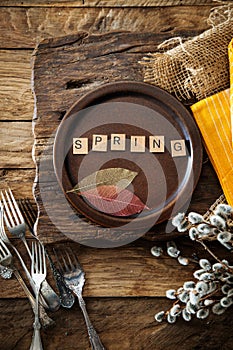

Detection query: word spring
(73, 134), (187, 157)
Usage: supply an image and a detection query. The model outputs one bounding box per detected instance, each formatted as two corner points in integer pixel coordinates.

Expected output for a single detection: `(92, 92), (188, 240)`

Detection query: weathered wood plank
(0, 6), (212, 121)
(0, 121), (34, 168)
(0, 238), (197, 298)
(32, 31), (222, 247)
(32, 31), (161, 137)
(32, 31), (210, 139)
(0, 7), (211, 48)
(0, 298), (232, 350)
(1, 237), (231, 298)
(0, 0), (220, 7)
(0, 7), (212, 120)
(0, 169), (35, 197)
(0, 50), (33, 121)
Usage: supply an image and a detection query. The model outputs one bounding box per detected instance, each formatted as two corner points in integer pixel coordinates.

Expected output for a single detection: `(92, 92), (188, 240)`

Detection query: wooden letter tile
(171, 139), (187, 157)
(111, 134), (126, 151)
(73, 138), (88, 154)
(92, 135), (108, 152)
(130, 136), (145, 152)
(149, 136), (165, 153)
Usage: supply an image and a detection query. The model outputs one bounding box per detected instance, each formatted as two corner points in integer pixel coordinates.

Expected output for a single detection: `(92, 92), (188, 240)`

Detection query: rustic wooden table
(0, 1), (233, 349)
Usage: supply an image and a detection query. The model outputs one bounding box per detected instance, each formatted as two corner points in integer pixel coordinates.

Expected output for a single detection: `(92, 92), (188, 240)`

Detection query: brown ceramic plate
(53, 81), (202, 231)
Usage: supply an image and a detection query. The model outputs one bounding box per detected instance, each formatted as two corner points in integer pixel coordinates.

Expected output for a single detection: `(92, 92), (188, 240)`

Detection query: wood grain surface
(0, 237), (231, 299)
(0, 0), (220, 7)
(0, 298), (233, 350)
(0, 6), (212, 48)
(0, 2), (231, 350)
(1, 297), (232, 350)
(0, 238), (208, 298)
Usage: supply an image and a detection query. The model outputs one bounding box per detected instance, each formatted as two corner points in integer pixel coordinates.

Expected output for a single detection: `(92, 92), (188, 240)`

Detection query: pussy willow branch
(197, 239), (233, 273)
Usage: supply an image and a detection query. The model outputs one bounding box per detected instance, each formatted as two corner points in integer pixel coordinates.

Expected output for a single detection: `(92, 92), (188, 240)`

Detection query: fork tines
(0, 239), (10, 259)
(18, 199), (37, 234)
(0, 205), (4, 231)
(1, 189), (24, 229)
(0, 206), (10, 245)
(53, 247), (82, 274)
(0, 238), (12, 266)
(31, 241), (46, 277)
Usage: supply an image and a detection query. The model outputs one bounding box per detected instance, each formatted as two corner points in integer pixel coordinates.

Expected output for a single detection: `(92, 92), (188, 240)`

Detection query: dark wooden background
(0, 1), (233, 349)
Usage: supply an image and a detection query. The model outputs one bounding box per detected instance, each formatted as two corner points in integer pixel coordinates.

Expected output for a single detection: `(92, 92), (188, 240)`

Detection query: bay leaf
(67, 168), (138, 193)
(80, 185), (149, 217)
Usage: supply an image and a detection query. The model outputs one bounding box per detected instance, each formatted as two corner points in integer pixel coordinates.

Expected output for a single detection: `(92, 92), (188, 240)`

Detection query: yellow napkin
(229, 38), (233, 147)
(191, 38), (233, 206)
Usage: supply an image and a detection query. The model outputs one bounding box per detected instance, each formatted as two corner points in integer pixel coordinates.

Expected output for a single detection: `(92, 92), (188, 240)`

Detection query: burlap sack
(141, 5), (233, 102)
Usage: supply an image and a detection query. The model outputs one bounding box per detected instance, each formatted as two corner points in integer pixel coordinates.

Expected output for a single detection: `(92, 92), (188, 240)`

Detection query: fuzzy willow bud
(189, 227), (199, 241)
(210, 215), (226, 230)
(188, 212), (204, 224)
(199, 259), (211, 271)
(182, 308), (192, 321)
(151, 246), (163, 257)
(166, 289), (176, 300)
(196, 308), (209, 319)
(167, 313), (176, 324)
(172, 213), (185, 227)
(217, 231), (231, 243)
(212, 303), (226, 315)
(154, 311), (165, 322)
(214, 204), (232, 218)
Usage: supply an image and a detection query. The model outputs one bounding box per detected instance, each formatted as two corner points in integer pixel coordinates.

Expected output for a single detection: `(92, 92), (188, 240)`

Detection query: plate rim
(53, 81), (203, 229)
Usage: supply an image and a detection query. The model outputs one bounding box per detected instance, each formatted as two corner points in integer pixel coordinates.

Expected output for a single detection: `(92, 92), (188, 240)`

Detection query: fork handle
(45, 249), (75, 308)
(30, 328), (43, 350)
(50, 272), (75, 308)
(77, 293), (105, 350)
(13, 269), (54, 328)
(30, 288), (43, 350)
(11, 244), (50, 310)
(40, 280), (61, 312)
(20, 237), (61, 312)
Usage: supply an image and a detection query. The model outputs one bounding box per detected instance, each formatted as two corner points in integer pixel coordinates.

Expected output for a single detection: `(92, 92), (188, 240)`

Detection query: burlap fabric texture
(141, 5), (233, 102)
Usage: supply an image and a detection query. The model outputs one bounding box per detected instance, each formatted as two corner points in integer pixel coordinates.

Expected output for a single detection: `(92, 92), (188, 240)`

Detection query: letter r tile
(111, 134), (126, 151)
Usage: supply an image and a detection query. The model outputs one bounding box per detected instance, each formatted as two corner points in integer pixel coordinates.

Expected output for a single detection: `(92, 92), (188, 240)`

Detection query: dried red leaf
(80, 185), (149, 217)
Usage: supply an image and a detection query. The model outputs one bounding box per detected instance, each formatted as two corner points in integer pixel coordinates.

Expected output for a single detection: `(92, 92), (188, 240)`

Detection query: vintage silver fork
(0, 232), (53, 328)
(18, 198), (75, 309)
(30, 241), (47, 350)
(1, 189), (60, 312)
(1, 188), (31, 255)
(0, 203), (50, 310)
(17, 199), (37, 235)
(54, 248), (106, 350)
